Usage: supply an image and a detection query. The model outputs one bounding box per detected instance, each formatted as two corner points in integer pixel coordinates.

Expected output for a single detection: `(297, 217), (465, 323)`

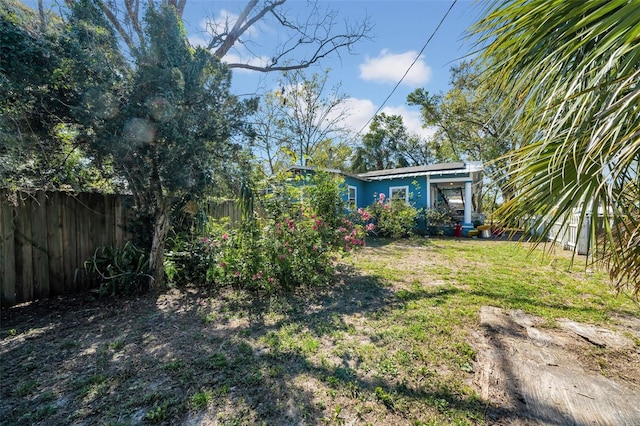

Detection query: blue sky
(24, 0), (483, 140)
(181, 0), (484, 139)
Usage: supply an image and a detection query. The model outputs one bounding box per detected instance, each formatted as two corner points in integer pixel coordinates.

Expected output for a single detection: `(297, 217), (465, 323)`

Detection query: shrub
(423, 207), (453, 226)
(165, 171), (368, 293)
(84, 241), (151, 296)
(365, 193), (418, 238)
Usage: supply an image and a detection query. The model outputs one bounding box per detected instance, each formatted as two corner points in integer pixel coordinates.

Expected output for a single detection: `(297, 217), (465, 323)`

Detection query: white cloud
(359, 49), (432, 87)
(340, 97), (378, 134)
(337, 99), (436, 143)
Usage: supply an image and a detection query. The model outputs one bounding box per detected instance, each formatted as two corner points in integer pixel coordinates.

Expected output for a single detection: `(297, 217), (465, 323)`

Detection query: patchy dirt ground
(2, 238), (640, 425)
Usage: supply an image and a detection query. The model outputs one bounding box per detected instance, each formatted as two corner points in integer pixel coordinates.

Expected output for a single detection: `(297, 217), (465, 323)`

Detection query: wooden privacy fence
(1, 191), (241, 308)
(1, 190), (134, 307)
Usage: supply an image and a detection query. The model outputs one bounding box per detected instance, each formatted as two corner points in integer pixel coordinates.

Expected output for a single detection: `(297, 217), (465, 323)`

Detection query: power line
(353, 0), (458, 140)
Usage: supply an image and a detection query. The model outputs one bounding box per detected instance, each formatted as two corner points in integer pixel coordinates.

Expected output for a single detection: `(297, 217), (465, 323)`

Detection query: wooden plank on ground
(1, 191), (17, 306)
(32, 191), (50, 299)
(47, 191), (65, 296)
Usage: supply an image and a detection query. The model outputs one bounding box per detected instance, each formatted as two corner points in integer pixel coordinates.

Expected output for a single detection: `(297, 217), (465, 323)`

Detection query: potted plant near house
(424, 208), (454, 236)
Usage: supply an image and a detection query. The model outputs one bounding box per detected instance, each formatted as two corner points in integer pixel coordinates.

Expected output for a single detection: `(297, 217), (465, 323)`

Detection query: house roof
(357, 162), (482, 181)
(287, 162), (483, 182)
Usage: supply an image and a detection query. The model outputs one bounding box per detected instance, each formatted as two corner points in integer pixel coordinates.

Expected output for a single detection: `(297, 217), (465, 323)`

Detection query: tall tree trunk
(149, 200), (171, 290)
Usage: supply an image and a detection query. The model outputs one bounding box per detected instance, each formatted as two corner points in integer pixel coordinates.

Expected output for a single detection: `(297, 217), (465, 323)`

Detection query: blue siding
(287, 167), (473, 213)
(362, 177), (428, 210)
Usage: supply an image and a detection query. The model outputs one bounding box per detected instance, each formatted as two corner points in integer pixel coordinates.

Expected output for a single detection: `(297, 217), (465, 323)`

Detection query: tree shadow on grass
(0, 260), (491, 425)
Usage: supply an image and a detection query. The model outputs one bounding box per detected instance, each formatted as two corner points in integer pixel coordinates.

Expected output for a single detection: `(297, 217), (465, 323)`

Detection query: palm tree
(472, 0), (640, 296)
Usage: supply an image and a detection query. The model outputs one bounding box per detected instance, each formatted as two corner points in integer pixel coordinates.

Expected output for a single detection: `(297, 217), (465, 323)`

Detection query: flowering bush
(207, 210), (366, 292)
(365, 193), (418, 238)
(166, 171), (369, 293)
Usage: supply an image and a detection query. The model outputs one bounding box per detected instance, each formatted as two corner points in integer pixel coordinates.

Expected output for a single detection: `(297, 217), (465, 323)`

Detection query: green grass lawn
(1, 238), (638, 425)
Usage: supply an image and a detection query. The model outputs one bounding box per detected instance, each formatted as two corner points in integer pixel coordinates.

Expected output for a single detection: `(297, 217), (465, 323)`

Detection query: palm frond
(473, 0), (640, 294)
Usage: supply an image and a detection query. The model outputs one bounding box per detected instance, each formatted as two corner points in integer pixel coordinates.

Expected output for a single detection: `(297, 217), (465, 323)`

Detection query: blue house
(289, 162), (484, 231)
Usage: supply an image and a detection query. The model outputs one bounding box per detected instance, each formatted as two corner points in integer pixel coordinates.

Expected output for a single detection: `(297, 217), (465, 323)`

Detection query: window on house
(348, 185), (357, 210)
(389, 186), (409, 203)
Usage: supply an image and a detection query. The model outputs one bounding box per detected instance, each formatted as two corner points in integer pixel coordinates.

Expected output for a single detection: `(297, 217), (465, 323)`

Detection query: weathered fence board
(0, 190), (135, 307)
(0, 191), (239, 307)
(33, 191), (50, 300)
(1, 197), (16, 306)
(46, 193), (65, 296)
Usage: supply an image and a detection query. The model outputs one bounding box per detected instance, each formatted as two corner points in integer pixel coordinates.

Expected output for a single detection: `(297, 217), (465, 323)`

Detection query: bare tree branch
(81, 0), (137, 53)
(65, 0), (371, 74)
(124, 0), (144, 43)
(207, 0), (371, 72)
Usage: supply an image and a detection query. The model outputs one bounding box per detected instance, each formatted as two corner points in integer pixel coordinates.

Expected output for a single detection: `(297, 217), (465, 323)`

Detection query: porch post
(464, 180), (472, 225)
(425, 175), (430, 209)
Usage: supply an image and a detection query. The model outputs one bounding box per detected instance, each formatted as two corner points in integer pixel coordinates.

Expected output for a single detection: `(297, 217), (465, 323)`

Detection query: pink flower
(339, 227), (347, 233)
(279, 254), (285, 260)
(200, 237), (210, 244)
(384, 204), (390, 210)
(379, 193), (386, 201)
(268, 277), (275, 283)
(234, 271), (240, 277)
(357, 208), (364, 215)
(365, 223), (375, 232)
(344, 235), (351, 241)
(221, 233), (229, 240)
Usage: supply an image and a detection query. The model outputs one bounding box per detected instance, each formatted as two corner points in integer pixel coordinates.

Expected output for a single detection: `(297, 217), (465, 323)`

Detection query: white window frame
(389, 185), (409, 203)
(348, 185), (357, 210)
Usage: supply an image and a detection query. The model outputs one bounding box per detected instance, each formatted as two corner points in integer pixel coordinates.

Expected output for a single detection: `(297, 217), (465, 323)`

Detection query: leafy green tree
(0, 0), (127, 191)
(87, 5), (254, 287)
(473, 0), (640, 295)
(306, 138), (352, 171)
(351, 113), (427, 173)
(407, 61), (518, 211)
